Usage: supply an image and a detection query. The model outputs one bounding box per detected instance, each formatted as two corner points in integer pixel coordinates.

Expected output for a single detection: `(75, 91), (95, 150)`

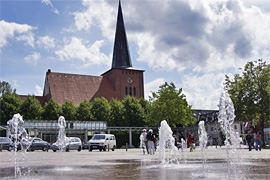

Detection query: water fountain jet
(158, 120), (179, 164)
(198, 121), (208, 177)
(6, 113), (30, 178)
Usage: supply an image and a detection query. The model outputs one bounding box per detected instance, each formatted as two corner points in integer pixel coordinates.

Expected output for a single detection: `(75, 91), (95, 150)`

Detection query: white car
(88, 134), (116, 151)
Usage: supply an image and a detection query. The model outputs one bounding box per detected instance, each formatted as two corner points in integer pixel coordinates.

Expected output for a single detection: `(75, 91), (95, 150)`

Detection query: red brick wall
(103, 68), (144, 100)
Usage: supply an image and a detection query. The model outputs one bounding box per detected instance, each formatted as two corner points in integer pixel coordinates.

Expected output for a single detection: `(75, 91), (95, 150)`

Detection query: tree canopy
(148, 82), (195, 127)
(42, 98), (62, 120)
(91, 97), (110, 122)
(122, 96), (145, 127)
(0, 81), (16, 96)
(225, 60), (270, 142)
(109, 98), (124, 126)
(76, 100), (92, 121)
(0, 91), (22, 124)
(62, 100), (77, 120)
(20, 95), (43, 120)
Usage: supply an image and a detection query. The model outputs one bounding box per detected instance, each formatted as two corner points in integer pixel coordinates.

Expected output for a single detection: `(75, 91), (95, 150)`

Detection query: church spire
(111, 0), (132, 69)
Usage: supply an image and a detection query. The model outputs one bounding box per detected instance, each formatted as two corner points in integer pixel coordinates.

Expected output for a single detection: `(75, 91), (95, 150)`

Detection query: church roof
(111, 0), (132, 69)
(45, 71), (116, 106)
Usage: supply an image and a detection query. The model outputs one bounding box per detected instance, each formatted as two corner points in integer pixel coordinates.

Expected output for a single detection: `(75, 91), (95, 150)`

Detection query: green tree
(91, 97), (110, 122)
(20, 95), (43, 120)
(76, 100), (92, 121)
(267, 79), (270, 95)
(122, 96), (145, 127)
(0, 91), (22, 124)
(109, 98), (124, 126)
(42, 98), (62, 120)
(225, 60), (270, 143)
(138, 97), (150, 116)
(148, 82), (194, 127)
(0, 81), (16, 96)
(62, 100), (76, 120)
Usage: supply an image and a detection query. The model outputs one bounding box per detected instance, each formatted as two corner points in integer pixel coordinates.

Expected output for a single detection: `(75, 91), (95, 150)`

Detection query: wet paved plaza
(0, 147), (270, 179)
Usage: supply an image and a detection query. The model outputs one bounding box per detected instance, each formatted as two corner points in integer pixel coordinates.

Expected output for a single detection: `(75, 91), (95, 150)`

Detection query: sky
(1, 0), (270, 110)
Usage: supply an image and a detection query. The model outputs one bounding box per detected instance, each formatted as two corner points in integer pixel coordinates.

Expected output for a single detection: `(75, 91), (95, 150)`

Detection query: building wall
(103, 68), (144, 100)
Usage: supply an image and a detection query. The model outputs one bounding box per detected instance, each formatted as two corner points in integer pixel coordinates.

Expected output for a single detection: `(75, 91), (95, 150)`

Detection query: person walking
(187, 134), (194, 152)
(255, 132), (262, 151)
(147, 129), (155, 155)
(142, 129), (149, 154)
(246, 131), (253, 151)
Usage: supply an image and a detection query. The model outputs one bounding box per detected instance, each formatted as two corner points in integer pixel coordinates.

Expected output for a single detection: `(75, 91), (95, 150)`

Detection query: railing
(0, 125), (7, 130)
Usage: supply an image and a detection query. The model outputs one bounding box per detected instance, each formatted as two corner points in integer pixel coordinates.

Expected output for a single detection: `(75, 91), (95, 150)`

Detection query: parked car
(88, 134), (116, 151)
(0, 137), (13, 151)
(82, 143), (89, 150)
(26, 138), (49, 152)
(51, 137), (82, 152)
(16, 137), (32, 151)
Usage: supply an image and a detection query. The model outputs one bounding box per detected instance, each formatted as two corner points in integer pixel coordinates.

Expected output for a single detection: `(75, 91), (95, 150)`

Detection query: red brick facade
(102, 68), (144, 100)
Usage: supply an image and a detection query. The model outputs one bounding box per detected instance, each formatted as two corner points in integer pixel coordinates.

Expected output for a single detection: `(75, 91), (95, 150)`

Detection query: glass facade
(24, 120), (107, 130)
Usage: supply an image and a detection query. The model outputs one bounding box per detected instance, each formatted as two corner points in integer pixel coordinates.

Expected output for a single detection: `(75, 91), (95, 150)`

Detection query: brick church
(21, 1), (144, 106)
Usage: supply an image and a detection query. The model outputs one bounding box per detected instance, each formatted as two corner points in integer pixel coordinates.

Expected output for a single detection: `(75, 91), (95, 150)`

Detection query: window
(133, 87), (136, 96)
(125, 87), (128, 95)
(129, 87), (132, 96)
(234, 125), (237, 130)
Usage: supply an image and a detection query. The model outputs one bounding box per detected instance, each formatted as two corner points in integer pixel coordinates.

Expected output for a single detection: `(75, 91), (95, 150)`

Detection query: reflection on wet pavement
(1, 158), (270, 180)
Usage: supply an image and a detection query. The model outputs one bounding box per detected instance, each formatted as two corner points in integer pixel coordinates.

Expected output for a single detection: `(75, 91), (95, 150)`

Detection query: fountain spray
(158, 120), (179, 164)
(7, 113), (29, 178)
(198, 121), (208, 177)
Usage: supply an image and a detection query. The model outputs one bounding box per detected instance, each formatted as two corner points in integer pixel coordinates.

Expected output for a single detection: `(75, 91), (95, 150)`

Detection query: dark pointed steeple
(112, 0), (132, 69)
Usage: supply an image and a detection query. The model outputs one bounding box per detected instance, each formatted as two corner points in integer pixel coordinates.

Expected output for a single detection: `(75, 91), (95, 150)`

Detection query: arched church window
(129, 87), (132, 96)
(133, 87), (136, 96)
(125, 87), (128, 95)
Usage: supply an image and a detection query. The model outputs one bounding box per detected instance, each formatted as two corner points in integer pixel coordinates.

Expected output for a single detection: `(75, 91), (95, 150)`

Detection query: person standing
(142, 129), (149, 154)
(147, 129), (155, 155)
(256, 132), (262, 151)
(187, 134), (194, 152)
(173, 134), (178, 149)
(246, 131), (253, 151)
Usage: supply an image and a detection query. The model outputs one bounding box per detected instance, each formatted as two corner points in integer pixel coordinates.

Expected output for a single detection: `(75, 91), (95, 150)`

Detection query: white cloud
(13, 80), (19, 90)
(35, 85), (43, 96)
(24, 52), (41, 66)
(144, 78), (166, 100)
(0, 20), (36, 49)
(37, 36), (55, 49)
(71, 0), (270, 109)
(55, 37), (110, 67)
(16, 32), (35, 48)
(90, 0), (269, 72)
(181, 73), (225, 110)
(73, 0), (116, 41)
(41, 0), (59, 14)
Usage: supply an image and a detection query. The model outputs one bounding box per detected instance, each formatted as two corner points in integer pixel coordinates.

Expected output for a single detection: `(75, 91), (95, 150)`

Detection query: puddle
(1, 159), (270, 180)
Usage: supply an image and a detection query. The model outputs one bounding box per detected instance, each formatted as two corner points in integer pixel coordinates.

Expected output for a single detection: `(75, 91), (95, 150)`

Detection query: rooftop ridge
(47, 70), (102, 78)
